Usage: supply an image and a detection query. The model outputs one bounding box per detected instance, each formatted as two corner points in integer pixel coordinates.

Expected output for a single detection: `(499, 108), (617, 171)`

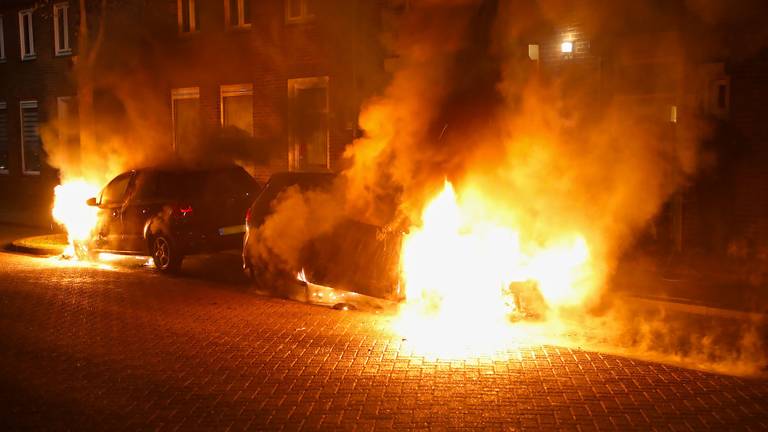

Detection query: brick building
(0, 0), (390, 224)
(0, 0), (78, 225)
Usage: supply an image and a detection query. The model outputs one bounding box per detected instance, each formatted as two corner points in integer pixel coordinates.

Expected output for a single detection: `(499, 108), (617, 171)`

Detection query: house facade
(0, 0), (78, 225)
(0, 0), (389, 224)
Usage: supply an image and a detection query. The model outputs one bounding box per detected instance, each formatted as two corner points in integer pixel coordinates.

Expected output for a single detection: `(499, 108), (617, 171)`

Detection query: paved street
(0, 249), (767, 430)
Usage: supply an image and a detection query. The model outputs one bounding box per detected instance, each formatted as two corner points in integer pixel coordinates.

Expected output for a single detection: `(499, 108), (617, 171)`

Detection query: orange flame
(52, 180), (101, 258)
(394, 180), (596, 358)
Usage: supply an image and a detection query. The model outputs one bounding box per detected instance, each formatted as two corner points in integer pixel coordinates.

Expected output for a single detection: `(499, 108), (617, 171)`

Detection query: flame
(394, 180), (595, 358)
(297, 268), (308, 283)
(52, 180), (101, 258)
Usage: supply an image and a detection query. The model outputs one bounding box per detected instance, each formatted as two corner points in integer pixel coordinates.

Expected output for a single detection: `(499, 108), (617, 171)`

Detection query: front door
(94, 172), (134, 251)
(121, 171), (159, 253)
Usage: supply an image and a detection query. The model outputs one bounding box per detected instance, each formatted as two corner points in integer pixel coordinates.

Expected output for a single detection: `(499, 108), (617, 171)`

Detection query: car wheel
(151, 235), (183, 273)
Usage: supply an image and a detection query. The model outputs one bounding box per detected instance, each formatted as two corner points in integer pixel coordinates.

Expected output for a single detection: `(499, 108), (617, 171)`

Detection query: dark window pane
(229, 0), (238, 26)
(223, 95), (253, 135)
(0, 109), (7, 172)
(131, 171), (159, 201)
(173, 97), (200, 152)
(21, 107), (41, 172)
(288, 0), (301, 18)
(243, 0), (251, 24)
(181, 0), (190, 32)
(295, 87), (328, 168)
(194, 0), (200, 30)
(23, 17), (31, 55)
(57, 9), (65, 49)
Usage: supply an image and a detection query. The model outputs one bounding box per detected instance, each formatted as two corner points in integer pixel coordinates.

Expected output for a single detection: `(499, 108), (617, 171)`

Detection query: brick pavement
(0, 251), (767, 430)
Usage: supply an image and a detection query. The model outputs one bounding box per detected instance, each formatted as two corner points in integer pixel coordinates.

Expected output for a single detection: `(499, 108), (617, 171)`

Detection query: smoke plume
(342, 0), (767, 373)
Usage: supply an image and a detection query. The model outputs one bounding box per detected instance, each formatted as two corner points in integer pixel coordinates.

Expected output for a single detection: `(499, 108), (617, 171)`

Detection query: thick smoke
(343, 0), (766, 373)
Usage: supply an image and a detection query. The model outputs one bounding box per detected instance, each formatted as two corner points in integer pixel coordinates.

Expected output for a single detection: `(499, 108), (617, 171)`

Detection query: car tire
(151, 234), (183, 273)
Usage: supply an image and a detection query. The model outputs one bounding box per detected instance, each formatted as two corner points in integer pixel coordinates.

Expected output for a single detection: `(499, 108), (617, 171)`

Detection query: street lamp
(560, 40), (573, 54)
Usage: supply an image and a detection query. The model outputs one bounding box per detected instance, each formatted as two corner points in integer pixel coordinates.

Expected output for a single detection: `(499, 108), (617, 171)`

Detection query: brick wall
(157, 0), (378, 179)
(0, 1), (79, 225)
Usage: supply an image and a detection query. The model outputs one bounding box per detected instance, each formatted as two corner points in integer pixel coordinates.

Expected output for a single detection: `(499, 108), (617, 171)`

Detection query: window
(171, 87), (200, 152)
(288, 77), (329, 170)
(100, 173), (132, 206)
(0, 102), (7, 174)
(18, 9), (35, 60)
(220, 84), (253, 136)
(177, 0), (198, 33)
(20, 100), (41, 175)
(0, 16), (6, 62)
(57, 97), (79, 150)
(669, 105), (678, 123)
(285, 0), (315, 23)
(53, 3), (71, 56)
(225, 0), (251, 29)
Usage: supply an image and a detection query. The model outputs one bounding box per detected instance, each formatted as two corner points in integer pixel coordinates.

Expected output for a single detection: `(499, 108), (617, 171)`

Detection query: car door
(94, 172), (134, 251)
(120, 170), (158, 253)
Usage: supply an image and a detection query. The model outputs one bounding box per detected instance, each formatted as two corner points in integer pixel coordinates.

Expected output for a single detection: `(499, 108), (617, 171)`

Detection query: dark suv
(87, 165), (260, 272)
(242, 172), (403, 302)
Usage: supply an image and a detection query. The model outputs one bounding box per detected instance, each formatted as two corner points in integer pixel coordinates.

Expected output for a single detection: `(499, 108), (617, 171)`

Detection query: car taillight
(175, 204), (193, 218)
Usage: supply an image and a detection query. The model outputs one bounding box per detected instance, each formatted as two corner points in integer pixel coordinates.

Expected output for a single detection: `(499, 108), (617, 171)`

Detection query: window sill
(22, 171), (40, 176)
(0, 170), (9, 175)
(285, 16), (316, 25)
(21, 54), (37, 61)
(225, 24), (252, 31)
(55, 50), (72, 57)
(0, 58), (5, 63)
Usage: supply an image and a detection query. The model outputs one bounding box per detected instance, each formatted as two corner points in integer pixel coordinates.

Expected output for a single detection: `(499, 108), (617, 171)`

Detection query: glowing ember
(52, 180), (101, 258)
(394, 180), (594, 357)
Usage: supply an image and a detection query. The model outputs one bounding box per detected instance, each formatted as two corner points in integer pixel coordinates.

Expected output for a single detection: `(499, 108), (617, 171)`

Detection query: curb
(6, 234), (67, 256)
(619, 293), (767, 322)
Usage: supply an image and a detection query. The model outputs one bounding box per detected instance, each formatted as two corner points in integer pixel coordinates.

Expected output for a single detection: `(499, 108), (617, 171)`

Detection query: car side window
(131, 171), (158, 202)
(100, 173), (133, 206)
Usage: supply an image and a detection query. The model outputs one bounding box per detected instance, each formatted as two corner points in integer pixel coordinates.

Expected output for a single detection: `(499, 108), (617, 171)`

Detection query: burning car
(84, 164), (260, 272)
(242, 172), (404, 308)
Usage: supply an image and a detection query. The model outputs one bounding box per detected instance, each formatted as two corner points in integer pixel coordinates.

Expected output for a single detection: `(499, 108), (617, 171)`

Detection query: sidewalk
(6, 232), (67, 256)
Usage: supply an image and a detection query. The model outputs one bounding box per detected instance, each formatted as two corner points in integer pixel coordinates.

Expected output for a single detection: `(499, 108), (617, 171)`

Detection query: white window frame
(177, 0), (198, 34)
(225, 0), (251, 29)
(285, 0), (315, 24)
(0, 16), (6, 63)
(0, 101), (8, 174)
(53, 3), (71, 56)
(19, 9), (35, 60)
(20, 100), (40, 175)
(171, 87), (200, 150)
(287, 76), (330, 171)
